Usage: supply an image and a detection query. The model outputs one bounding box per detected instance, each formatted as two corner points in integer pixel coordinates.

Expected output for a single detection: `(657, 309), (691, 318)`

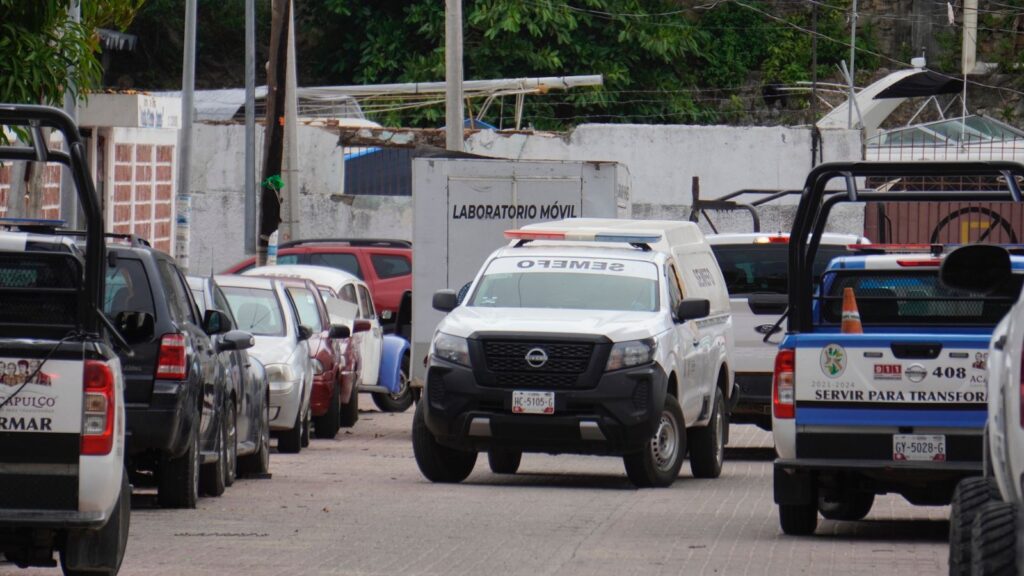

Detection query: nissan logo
(525, 347), (549, 368)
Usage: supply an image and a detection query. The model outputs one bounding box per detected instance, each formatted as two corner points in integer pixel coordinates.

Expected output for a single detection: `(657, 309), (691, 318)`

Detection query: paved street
(15, 397), (948, 576)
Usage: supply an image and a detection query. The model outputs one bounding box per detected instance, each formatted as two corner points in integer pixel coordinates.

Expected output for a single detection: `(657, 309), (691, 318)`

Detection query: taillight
(773, 349), (795, 419)
(156, 333), (188, 380)
(896, 259), (942, 267)
(82, 360), (115, 455)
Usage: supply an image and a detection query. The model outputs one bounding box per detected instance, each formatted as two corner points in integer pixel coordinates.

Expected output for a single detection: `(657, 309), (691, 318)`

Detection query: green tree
(0, 0), (143, 105)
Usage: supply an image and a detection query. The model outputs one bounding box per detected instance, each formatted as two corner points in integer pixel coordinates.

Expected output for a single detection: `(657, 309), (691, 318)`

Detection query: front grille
(481, 340), (595, 389)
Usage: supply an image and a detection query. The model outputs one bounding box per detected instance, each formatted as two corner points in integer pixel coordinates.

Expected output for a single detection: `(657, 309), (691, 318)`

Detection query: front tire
(689, 388), (726, 479)
(157, 424), (200, 509)
(339, 383), (359, 428)
(949, 477), (1000, 575)
(200, 411), (227, 497)
(300, 405), (311, 448)
(277, 405), (303, 454)
(412, 400), (477, 483)
(970, 501), (1019, 576)
(488, 448), (522, 474)
(779, 503), (819, 536)
(239, 398), (270, 475)
(623, 395), (685, 488)
(314, 382), (342, 439)
(223, 397), (238, 487)
(372, 353), (414, 413)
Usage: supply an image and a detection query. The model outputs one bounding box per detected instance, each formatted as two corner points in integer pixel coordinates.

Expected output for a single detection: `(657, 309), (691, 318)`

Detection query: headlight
(311, 358), (325, 376)
(265, 364), (297, 383)
(605, 338), (657, 371)
(431, 332), (470, 366)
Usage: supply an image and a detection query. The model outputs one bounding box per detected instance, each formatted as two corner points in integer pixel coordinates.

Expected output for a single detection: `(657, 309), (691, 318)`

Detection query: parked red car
(270, 277), (356, 440)
(224, 239), (411, 326)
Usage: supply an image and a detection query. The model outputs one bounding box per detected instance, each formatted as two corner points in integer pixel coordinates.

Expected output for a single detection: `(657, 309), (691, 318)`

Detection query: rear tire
(372, 353), (414, 413)
(157, 424), (200, 509)
(314, 383), (342, 439)
(623, 395), (685, 488)
(239, 398), (270, 475)
(970, 501), (1019, 576)
(487, 448), (522, 474)
(949, 477), (1001, 575)
(60, 470), (130, 576)
(818, 492), (874, 521)
(339, 383), (359, 428)
(412, 400), (477, 483)
(779, 503), (819, 536)
(689, 388), (726, 479)
(277, 406), (302, 454)
(200, 411), (227, 497)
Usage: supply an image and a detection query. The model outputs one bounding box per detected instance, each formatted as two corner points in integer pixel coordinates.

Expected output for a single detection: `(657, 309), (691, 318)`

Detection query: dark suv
(104, 237), (234, 508)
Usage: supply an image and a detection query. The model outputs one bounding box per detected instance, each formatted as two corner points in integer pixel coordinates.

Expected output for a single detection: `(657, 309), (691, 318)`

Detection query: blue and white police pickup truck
(771, 160), (1024, 537)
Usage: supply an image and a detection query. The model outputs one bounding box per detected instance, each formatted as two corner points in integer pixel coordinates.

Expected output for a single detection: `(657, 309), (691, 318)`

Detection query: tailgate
(0, 347), (84, 511)
(793, 333), (987, 462)
(730, 294), (786, 374)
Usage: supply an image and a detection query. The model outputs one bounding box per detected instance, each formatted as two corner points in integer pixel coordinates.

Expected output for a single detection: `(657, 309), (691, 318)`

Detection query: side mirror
(297, 324), (313, 341)
(329, 324), (351, 339)
(433, 289), (459, 312)
(114, 311), (155, 344)
(353, 319), (372, 334)
(203, 309), (233, 335)
(676, 298), (711, 322)
(941, 244), (1011, 294)
(218, 330), (255, 352)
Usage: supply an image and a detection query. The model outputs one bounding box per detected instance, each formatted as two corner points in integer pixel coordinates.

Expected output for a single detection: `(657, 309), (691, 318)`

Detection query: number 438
(933, 367), (966, 379)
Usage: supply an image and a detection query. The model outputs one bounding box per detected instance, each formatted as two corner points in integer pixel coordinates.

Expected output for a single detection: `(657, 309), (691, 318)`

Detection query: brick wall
(111, 142), (175, 253)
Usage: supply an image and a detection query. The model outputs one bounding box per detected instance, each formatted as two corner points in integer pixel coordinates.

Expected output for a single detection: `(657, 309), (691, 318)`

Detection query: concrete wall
(185, 123), (862, 273)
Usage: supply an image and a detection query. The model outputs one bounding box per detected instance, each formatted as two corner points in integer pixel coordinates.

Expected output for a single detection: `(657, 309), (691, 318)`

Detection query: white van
(412, 218), (734, 487)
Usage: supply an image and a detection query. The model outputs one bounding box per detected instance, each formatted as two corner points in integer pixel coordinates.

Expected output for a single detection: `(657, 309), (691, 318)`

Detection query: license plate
(893, 434), (946, 462)
(512, 391), (555, 415)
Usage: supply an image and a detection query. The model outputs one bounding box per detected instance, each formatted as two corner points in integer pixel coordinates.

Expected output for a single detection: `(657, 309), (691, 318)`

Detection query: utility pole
(445, 0), (464, 151)
(847, 0), (858, 129)
(258, 0), (289, 265)
(282, 0), (299, 242)
(61, 0), (80, 228)
(176, 0), (197, 272)
(244, 0), (256, 254)
(811, 2), (819, 166)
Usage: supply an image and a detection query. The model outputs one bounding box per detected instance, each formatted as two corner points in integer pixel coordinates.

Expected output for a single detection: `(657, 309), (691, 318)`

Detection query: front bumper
(310, 372), (336, 417)
(423, 359), (668, 456)
(269, 380), (302, 431)
(125, 379), (193, 458)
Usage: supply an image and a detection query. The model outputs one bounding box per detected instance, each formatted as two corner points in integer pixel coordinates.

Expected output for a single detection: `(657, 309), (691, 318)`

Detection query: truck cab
(413, 218), (734, 488)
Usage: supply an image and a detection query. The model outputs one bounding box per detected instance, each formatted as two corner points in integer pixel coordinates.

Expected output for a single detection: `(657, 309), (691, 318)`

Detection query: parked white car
(946, 245), (1024, 575)
(706, 232), (868, 430)
(414, 218), (734, 488)
(216, 275), (313, 454)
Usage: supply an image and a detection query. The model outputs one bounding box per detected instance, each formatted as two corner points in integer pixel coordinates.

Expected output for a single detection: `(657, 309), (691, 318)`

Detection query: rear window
(104, 258), (155, 317)
(309, 252), (362, 279)
(371, 254), (410, 279)
(820, 271), (1023, 326)
(0, 253), (82, 334)
(222, 286), (286, 336)
(712, 244), (853, 295)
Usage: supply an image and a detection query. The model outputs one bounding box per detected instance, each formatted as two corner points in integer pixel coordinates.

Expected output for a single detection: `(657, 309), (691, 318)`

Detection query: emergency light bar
(0, 217), (66, 232)
(504, 230), (662, 244)
(848, 243), (944, 255)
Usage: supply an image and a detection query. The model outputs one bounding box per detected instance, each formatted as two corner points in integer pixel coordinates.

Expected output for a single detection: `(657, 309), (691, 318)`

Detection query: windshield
(222, 286), (286, 336)
(820, 270), (1023, 326)
(469, 256), (659, 312)
(286, 286), (324, 332)
(712, 244), (854, 295)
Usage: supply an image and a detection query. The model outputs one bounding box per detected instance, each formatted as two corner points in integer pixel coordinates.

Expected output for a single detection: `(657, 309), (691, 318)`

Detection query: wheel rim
(649, 409), (679, 472)
(191, 430), (200, 495)
(390, 368), (409, 400)
(226, 404), (237, 478)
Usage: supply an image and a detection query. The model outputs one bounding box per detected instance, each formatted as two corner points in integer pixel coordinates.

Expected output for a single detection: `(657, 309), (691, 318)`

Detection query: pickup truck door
(667, 262), (704, 423)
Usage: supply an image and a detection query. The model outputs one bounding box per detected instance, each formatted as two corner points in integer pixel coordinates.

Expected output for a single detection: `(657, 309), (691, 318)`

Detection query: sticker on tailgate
(0, 359), (83, 433)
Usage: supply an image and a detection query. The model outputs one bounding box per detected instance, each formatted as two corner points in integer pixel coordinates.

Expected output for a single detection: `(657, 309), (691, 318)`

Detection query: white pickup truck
(413, 218), (734, 488)
(0, 106), (130, 574)
(946, 245), (1024, 575)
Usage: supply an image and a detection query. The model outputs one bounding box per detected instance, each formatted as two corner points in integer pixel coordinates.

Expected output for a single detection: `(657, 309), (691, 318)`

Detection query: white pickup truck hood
(439, 306), (667, 342)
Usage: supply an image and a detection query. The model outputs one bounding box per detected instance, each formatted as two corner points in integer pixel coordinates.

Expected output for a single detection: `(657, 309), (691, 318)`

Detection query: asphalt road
(12, 397), (949, 576)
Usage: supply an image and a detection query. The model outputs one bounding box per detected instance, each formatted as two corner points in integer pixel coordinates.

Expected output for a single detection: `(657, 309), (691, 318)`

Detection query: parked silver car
(215, 275), (313, 454)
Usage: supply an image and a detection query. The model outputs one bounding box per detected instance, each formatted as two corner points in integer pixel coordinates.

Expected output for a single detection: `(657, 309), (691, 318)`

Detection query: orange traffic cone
(841, 287), (863, 334)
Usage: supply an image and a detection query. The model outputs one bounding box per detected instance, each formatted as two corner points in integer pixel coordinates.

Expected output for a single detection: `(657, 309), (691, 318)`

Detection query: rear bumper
(731, 372), (771, 422)
(126, 379), (193, 457)
(0, 509), (108, 531)
(423, 359), (667, 455)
